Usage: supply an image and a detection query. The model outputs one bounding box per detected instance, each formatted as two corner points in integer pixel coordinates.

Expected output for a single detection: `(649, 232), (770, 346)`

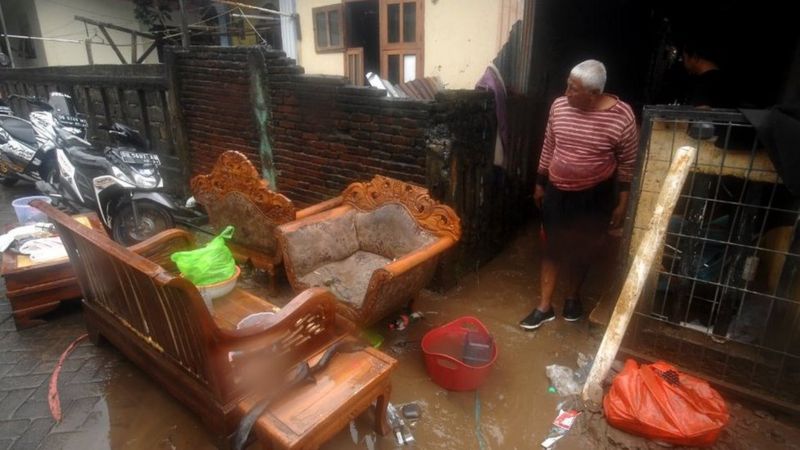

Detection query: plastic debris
(388, 311), (424, 331)
(545, 364), (582, 396)
(548, 386), (557, 394)
(541, 409), (581, 448)
(401, 403), (421, 420)
(387, 402), (415, 445)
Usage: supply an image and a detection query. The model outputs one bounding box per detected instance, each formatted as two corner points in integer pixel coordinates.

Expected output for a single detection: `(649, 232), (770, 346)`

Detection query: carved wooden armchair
(190, 151), (342, 287)
(277, 175), (462, 326)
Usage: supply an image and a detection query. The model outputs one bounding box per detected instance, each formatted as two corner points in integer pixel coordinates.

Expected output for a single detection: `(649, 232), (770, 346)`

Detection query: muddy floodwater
(1, 183), (798, 449)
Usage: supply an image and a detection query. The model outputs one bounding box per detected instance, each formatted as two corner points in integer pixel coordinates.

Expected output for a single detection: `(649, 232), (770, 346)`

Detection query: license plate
(120, 150), (160, 165)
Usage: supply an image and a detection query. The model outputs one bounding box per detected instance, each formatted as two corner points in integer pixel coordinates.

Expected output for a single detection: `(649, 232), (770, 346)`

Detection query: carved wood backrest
(341, 175), (462, 242)
(190, 151), (296, 253)
(34, 201), (217, 387)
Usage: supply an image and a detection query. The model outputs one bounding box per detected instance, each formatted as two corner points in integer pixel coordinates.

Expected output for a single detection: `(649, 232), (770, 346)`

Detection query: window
(313, 5), (344, 53)
(380, 0), (423, 82)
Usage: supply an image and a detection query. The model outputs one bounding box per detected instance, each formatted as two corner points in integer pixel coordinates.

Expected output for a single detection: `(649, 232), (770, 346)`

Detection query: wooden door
(344, 47), (365, 85)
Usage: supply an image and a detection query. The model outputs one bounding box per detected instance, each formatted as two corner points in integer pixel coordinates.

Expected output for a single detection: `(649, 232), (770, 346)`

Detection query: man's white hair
(570, 59), (607, 93)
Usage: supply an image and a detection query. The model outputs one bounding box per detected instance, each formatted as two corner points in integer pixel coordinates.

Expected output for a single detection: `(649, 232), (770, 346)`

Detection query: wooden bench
(33, 200), (395, 449)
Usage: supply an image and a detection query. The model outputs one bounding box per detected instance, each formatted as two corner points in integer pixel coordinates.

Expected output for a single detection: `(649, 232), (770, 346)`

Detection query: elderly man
(520, 59), (638, 330)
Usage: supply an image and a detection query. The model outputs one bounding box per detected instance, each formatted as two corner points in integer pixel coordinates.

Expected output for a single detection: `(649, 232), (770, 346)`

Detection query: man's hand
(609, 191), (630, 236)
(534, 184), (545, 210)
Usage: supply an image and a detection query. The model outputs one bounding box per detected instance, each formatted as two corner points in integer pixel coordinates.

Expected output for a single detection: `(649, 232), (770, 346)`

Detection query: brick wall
(169, 48), (264, 180)
(266, 67), (431, 205)
(170, 46), (432, 206)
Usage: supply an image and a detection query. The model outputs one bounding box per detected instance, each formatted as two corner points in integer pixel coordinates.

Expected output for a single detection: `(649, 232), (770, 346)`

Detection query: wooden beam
(98, 25), (126, 64)
(74, 15), (155, 39)
(582, 145), (698, 408)
(136, 41), (158, 64)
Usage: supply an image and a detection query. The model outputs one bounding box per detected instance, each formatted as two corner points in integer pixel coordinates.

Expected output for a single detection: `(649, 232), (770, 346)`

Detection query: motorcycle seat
(0, 117), (37, 147)
(63, 145), (111, 171)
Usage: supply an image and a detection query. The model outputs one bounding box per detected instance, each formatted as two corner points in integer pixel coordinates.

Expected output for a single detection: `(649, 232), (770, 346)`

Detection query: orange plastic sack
(604, 359), (729, 447)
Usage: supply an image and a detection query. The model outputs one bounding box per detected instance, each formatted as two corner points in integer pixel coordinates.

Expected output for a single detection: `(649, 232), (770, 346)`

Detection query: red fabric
(537, 96), (638, 191)
(604, 360), (729, 447)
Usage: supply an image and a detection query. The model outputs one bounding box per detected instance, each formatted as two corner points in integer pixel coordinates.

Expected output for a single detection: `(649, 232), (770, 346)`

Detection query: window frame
(312, 4), (345, 53)
(379, 0), (424, 82)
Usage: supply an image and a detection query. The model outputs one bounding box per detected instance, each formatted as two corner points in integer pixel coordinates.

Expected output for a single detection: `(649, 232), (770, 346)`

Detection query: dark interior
(345, 1), (380, 80)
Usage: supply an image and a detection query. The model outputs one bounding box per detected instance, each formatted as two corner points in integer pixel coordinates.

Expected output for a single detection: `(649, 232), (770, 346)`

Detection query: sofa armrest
(295, 196), (344, 220)
(383, 237), (456, 276)
(217, 287), (339, 341)
(128, 228), (196, 271)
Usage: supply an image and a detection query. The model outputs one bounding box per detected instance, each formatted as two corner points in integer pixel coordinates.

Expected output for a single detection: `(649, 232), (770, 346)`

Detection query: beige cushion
(282, 209), (359, 276)
(299, 251), (391, 307)
(208, 192), (278, 254)
(355, 204), (436, 259)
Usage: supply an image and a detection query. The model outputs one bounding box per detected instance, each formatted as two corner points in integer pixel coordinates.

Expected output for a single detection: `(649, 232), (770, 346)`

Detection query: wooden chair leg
(374, 384), (391, 436)
(86, 322), (105, 346)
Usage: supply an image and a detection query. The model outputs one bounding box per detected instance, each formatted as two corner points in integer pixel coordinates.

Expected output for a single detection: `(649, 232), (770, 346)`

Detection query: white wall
(425, 0), (522, 89)
(296, 0), (344, 76)
(2, 0), (48, 68)
(33, 0), (160, 66)
(294, 0), (523, 88)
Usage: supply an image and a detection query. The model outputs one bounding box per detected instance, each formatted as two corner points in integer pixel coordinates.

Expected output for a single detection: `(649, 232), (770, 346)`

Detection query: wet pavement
(1, 182), (799, 450)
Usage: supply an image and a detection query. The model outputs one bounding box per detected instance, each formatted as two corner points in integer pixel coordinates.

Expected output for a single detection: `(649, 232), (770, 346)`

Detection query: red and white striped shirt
(537, 96), (638, 191)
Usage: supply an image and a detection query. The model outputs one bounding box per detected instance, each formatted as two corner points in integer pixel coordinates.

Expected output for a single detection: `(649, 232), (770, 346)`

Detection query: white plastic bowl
(196, 266), (241, 308)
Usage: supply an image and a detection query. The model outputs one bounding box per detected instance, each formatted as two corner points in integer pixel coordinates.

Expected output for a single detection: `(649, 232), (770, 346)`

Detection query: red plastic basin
(421, 316), (498, 391)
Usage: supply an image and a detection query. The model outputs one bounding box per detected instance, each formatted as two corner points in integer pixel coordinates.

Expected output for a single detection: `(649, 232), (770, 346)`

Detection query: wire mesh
(624, 106), (800, 408)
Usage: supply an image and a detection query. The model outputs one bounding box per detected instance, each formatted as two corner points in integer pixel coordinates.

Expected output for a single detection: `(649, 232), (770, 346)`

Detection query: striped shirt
(537, 96), (638, 191)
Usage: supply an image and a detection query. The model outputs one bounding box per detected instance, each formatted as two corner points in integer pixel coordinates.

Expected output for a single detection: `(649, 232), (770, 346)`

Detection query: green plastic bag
(170, 226), (236, 285)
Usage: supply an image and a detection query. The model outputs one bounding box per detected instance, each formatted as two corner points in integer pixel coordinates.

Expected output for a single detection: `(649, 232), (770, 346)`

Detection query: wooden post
(582, 145), (698, 407)
(84, 39), (94, 65)
(131, 33), (137, 64)
(178, 0), (190, 49)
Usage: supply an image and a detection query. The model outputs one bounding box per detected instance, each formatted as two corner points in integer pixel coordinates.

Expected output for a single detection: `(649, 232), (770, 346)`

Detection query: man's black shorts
(541, 178), (615, 260)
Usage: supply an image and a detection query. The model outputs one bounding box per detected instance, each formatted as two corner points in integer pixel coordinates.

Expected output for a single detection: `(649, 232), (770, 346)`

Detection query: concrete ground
(1, 183), (799, 450)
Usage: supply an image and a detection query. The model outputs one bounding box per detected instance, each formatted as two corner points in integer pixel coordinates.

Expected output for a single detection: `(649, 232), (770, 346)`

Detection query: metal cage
(622, 106), (800, 412)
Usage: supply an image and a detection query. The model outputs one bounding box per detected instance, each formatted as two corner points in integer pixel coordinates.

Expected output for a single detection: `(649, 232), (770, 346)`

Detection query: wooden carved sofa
(190, 151), (342, 288)
(277, 175), (462, 326)
(33, 200), (396, 450)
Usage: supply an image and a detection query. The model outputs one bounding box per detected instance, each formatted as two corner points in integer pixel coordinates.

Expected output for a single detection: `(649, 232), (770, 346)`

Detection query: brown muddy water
(13, 215), (800, 450)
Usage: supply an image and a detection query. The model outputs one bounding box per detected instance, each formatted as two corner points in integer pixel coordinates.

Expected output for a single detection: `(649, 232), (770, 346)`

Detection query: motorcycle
(41, 122), (196, 245)
(0, 93), (87, 186)
(5, 91), (204, 245)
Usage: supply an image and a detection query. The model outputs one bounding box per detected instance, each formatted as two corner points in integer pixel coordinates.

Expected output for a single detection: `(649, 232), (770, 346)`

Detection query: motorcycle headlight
(132, 171), (159, 189)
(111, 166), (133, 185)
